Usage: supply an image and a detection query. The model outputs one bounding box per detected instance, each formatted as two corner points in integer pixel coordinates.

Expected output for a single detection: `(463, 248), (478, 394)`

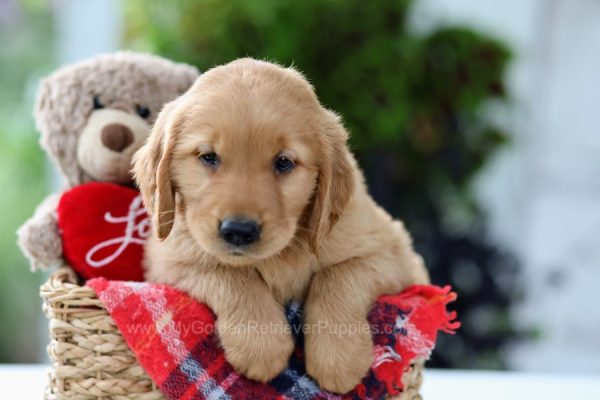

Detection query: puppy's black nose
(219, 218), (260, 246)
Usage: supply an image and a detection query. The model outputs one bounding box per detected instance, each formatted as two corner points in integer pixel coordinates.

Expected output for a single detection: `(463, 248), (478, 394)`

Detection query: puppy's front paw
(305, 318), (374, 394)
(217, 316), (294, 382)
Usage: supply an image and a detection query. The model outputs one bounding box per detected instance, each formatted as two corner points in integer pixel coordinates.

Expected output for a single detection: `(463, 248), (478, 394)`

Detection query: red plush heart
(57, 182), (149, 281)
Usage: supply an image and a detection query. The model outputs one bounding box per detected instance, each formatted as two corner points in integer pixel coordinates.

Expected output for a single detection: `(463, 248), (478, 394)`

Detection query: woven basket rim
(40, 267), (423, 400)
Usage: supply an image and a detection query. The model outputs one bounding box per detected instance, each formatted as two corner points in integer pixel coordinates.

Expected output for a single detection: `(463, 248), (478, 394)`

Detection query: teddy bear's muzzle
(77, 108), (151, 183)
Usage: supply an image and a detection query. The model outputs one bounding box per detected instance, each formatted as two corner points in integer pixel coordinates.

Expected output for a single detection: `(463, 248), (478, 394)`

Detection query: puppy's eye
(274, 156), (295, 173)
(93, 96), (105, 110)
(136, 104), (151, 119)
(199, 152), (220, 167)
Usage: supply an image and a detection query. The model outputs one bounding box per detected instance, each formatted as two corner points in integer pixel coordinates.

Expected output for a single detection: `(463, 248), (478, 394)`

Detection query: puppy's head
(133, 58), (354, 266)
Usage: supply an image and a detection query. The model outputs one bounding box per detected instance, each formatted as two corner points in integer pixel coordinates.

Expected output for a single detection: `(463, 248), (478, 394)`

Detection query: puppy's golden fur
(133, 58), (429, 393)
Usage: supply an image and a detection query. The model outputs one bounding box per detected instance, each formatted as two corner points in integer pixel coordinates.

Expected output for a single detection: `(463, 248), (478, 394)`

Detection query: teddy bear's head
(35, 51), (199, 186)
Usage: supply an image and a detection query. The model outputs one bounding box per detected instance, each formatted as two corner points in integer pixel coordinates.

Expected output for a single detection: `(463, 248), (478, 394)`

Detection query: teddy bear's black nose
(101, 124), (134, 152)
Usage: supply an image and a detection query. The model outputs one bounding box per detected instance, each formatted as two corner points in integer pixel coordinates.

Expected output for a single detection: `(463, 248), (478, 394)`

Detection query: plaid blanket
(87, 279), (459, 400)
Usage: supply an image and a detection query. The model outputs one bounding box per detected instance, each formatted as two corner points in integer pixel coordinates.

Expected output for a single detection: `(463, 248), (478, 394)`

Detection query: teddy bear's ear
(172, 63), (200, 94)
(132, 100), (181, 240)
(35, 75), (88, 186)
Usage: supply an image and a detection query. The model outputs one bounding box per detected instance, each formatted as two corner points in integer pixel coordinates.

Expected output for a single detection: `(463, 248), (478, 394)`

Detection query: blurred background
(0, 0), (598, 374)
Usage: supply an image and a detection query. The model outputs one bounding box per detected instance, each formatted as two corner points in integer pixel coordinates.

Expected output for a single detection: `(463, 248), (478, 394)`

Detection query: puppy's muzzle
(219, 218), (260, 247)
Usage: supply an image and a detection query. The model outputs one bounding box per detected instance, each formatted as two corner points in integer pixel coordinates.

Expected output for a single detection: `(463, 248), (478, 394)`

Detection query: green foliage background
(0, 0), (522, 367)
(0, 1), (54, 362)
(125, 0), (509, 217)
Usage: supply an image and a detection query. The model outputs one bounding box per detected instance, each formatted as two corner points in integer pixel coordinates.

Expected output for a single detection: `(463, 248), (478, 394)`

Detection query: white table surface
(1, 365), (599, 399)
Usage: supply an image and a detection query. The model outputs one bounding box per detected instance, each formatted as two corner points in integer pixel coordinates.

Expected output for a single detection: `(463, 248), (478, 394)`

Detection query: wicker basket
(41, 268), (424, 400)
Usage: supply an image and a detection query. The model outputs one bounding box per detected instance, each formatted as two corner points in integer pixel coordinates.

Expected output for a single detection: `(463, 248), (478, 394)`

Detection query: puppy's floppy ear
(307, 110), (355, 254)
(132, 100), (181, 240)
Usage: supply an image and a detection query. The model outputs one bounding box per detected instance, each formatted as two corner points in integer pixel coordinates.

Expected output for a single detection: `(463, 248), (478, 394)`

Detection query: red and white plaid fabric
(87, 278), (459, 400)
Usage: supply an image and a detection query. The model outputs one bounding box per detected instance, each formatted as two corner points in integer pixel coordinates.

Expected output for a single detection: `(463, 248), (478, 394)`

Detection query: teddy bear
(17, 51), (199, 273)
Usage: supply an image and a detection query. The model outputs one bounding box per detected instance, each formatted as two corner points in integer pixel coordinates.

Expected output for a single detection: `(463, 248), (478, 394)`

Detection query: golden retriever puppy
(132, 58), (429, 393)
